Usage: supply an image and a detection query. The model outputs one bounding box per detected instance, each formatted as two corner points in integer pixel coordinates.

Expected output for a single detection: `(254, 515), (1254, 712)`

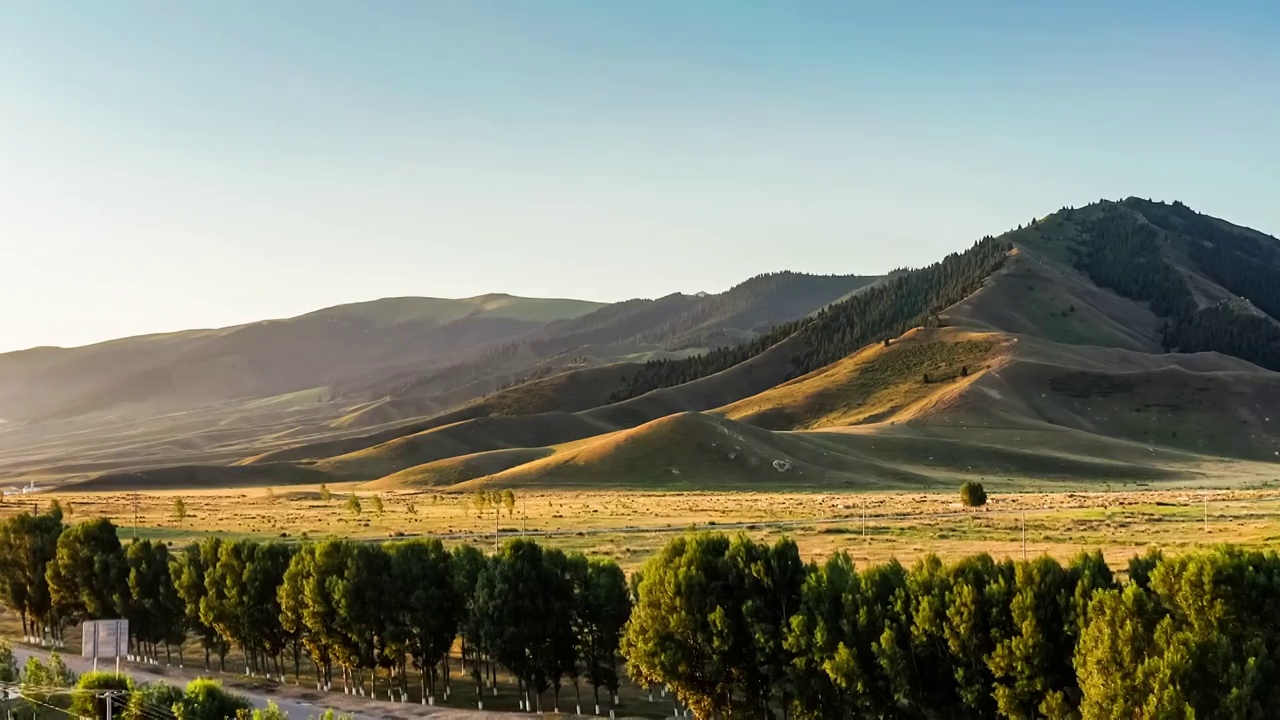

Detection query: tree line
(625, 534), (1280, 719)
(7, 506), (1277, 718)
(609, 236), (1012, 403)
(0, 507), (630, 714)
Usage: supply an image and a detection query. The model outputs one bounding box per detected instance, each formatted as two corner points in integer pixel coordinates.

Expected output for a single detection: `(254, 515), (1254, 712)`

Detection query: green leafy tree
(345, 494), (362, 516)
(324, 542), (391, 696)
(173, 497), (188, 525)
(1077, 548), (1280, 717)
(21, 653), (73, 709)
(939, 553), (1016, 716)
(623, 533), (758, 718)
(855, 559), (916, 714)
(959, 481), (987, 508)
(470, 540), (578, 712)
(319, 484), (332, 504)
(126, 539), (185, 665)
(1126, 547), (1164, 589)
(451, 543), (489, 699)
(501, 489), (517, 519)
(369, 494), (384, 518)
(46, 517), (127, 627)
(280, 540), (356, 692)
(387, 539), (458, 702)
(247, 543), (296, 680)
(0, 507), (63, 639)
(542, 548), (581, 712)
(171, 539), (228, 671)
(785, 552), (860, 718)
(729, 536), (807, 716)
(579, 558), (631, 713)
(988, 553), (1113, 718)
(201, 540), (293, 679)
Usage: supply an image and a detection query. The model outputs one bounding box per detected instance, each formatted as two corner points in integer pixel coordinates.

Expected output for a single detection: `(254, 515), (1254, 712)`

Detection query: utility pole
(1021, 511), (1027, 562)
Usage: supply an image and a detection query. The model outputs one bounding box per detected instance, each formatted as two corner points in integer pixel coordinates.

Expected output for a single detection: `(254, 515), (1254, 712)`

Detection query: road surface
(9, 645), (371, 719)
(6, 645), (613, 718)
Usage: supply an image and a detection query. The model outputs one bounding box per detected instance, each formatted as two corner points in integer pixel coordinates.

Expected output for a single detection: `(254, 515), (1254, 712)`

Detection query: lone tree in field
(960, 481), (988, 508)
(319, 484), (332, 504)
(173, 497), (188, 526)
(345, 494), (362, 516)
(369, 494), (384, 519)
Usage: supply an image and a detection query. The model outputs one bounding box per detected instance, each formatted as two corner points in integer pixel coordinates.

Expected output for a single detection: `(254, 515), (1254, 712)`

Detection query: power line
(11, 690), (89, 719)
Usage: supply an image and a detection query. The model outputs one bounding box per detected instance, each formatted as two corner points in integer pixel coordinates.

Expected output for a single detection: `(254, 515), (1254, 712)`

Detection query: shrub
(71, 671), (133, 720)
(960, 481), (988, 507)
(174, 679), (251, 720)
(124, 681), (184, 720)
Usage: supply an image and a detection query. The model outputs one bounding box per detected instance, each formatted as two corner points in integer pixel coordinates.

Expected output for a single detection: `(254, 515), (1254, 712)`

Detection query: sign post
(81, 619), (129, 676)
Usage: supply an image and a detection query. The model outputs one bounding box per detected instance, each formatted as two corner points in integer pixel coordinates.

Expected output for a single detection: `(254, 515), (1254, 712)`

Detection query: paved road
(9, 645), (371, 719)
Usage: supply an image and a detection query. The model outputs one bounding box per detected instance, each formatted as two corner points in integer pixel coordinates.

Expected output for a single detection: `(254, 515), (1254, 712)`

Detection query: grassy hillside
(719, 328), (1009, 430)
(609, 236), (1011, 402)
(453, 410), (1186, 491)
(926, 334), (1280, 461)
(364, 447), (555, 489)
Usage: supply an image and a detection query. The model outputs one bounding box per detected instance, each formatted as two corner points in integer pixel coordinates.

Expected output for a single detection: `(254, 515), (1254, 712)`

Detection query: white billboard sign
(81, 619), (129, 660)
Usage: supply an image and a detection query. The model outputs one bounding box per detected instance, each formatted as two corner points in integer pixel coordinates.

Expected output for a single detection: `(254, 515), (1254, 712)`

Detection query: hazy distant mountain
(0, 294), (603, 422)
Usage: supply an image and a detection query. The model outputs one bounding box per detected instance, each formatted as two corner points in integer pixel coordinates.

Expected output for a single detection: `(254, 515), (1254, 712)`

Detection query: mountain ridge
(10, 197), (1280, 492)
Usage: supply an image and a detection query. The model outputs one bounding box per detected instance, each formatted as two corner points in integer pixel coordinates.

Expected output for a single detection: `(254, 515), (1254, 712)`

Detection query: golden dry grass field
(8, 482), (1280, 574)
(7, 483), (1280, 717)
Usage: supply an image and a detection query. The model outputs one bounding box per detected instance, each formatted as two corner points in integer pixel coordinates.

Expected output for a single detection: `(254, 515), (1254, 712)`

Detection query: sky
(1, 1), (1278, 352)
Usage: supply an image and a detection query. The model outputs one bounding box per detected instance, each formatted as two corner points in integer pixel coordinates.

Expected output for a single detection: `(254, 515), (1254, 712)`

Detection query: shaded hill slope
(0, 294), (603, 422)
(333, 271), (880, 407)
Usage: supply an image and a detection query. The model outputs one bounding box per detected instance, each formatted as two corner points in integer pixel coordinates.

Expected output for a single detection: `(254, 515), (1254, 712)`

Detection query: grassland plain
(10, 481), (1280, 574)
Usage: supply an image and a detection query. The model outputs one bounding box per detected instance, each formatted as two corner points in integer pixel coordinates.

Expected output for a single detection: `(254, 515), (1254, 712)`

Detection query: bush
(124, 681), (184, 720)
(960, 481), (987, 507)
(173, 679), (251, 720)
(71, 671), (133, 720)
(0, 638), (16, 682)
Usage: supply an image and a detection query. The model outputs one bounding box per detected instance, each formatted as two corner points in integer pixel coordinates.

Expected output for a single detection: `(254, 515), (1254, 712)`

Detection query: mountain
(326, 271), (880, 419)
(0, 271), (880, 482)
(12, 197), (1280, 492)
(0, 294), (604, 423)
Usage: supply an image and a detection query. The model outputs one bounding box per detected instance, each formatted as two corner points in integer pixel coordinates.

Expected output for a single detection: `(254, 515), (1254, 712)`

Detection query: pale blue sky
(2, 1), (1277, 351)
